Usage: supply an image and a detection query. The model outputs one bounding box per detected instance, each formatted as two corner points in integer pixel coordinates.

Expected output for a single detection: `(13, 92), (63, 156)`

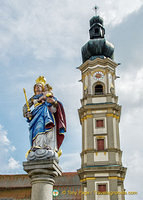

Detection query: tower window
(95, 84), (103, 95)
(96, 119), (104, 128)
(95, 28), (99, 34)
(98, 184), (107, 192)
(97, 139), (104, 150)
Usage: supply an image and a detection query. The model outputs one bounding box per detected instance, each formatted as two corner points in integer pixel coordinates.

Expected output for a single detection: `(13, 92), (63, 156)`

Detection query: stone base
(23, 159), (62, 200)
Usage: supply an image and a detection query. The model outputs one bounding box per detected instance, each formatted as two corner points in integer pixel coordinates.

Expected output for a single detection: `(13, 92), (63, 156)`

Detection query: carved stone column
(23, 159), (62, 200)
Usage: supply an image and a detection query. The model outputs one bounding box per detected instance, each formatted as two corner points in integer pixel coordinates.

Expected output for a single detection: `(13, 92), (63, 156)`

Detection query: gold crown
(35, 76), (46, 87)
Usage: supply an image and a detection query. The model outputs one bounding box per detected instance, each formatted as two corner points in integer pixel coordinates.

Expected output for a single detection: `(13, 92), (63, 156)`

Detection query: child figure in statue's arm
(23, 83), (57, 119)
(37, 83), (58, 109)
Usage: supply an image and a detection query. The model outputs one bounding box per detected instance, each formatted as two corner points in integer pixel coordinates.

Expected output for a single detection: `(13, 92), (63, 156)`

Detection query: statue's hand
(37, 95), (46, 103)
(25, 112), (32, 119)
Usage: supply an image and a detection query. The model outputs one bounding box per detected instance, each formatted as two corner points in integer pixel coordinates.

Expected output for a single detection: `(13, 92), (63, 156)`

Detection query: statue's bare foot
(31, 146), (41, 152)
(43, 146), (52, 150)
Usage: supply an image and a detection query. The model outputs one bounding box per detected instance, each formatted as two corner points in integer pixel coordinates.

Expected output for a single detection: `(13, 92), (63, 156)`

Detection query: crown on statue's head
(35, 76), (46, 87)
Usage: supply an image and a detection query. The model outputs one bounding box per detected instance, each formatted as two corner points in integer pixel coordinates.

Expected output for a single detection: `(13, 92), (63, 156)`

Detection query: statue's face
(34, 84), (43, 93)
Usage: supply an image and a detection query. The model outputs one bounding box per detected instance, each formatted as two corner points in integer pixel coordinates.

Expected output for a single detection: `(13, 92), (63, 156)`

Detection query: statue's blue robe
(28, 95), (55, 146)
(27, 94), (66, 149)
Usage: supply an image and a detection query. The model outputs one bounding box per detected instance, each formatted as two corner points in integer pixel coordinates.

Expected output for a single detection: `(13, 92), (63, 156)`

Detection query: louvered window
(95, 84), (103, 95)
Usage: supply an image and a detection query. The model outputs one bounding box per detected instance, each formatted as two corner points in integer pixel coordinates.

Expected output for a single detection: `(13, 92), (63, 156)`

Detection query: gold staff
(23, 88), (31, 120)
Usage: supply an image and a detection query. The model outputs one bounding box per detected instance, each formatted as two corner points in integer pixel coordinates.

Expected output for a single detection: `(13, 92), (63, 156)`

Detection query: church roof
(0, 174), (30, 188)
(0, 172), (81, 200)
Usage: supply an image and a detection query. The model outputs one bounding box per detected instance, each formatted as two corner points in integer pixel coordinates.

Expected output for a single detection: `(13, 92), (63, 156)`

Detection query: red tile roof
(0, 172), (81, 200)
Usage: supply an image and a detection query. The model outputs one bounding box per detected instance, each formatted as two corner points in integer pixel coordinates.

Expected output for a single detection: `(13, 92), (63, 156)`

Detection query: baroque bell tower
(77, 12), (127, 200)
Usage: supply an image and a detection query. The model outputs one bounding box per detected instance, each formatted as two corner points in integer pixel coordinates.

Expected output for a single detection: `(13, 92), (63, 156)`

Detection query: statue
(23, 76), (66, 161)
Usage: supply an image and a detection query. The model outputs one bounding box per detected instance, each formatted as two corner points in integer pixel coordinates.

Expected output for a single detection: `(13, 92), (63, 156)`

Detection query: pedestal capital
(23, 159), (62, 178)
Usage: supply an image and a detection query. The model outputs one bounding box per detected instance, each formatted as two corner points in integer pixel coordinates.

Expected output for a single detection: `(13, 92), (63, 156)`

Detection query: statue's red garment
(54, 101), (66, 150)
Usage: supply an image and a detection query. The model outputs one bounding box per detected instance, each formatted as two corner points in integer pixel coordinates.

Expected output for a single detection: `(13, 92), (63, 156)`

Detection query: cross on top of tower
(93, 5), (98, 16)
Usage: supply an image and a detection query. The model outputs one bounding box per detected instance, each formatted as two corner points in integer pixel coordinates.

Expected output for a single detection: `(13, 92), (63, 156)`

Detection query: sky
(0, 0), (142, 199)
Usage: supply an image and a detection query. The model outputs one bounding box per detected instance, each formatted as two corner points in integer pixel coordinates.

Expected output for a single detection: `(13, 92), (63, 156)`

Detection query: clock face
(93, 71), (104, 80)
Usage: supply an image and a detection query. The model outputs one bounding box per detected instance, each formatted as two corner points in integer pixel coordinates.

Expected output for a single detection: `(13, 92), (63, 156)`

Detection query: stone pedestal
(23, 159), (62, 200)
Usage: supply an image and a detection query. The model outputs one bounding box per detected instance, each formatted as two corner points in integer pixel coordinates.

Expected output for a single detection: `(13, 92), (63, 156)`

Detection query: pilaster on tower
(77, 12), (127, 200)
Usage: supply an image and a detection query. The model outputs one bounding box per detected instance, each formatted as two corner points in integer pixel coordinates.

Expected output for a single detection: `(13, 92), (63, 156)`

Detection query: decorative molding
(106, 113), (119, 119)
(81, 149), (94, 155)
(78, 58), (118, 74)
(91, 68), (106, 76)
(81, 148), (122, 156)
(95, 152), (107, 156)
(80, 177), (96, 182)
(82, 71), (91, 81)
(80, 176), (125, 183)
(81, 67), (115, 81)
(96, 136), (105, 139)
(111, 71), (115, 76)
(108, 176), (124, 181)
(81, 114), (93, 122)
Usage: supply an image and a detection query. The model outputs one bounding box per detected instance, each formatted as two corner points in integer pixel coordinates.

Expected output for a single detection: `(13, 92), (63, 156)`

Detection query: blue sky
(0, 0), (143, 199)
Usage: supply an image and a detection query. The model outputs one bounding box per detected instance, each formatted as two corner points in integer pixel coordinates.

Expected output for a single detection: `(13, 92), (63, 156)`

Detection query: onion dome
(90, 15), (104, 28)
(82, 15), (114, 63)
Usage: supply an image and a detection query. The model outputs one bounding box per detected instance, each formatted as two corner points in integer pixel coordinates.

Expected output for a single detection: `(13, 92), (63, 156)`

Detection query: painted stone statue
(23, 76), (66, 161)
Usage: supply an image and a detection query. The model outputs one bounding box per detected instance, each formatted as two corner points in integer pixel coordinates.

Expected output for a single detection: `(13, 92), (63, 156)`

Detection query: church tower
(77, 12), (127, 200)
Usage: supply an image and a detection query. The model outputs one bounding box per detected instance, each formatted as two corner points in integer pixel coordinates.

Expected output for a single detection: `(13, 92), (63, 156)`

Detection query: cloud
(0, 124), (15, 151)
(0, 124), (21, 173)
(0, 0), (142, 63)
(120, 105), (143, 182)
(60, 153), (81, 172)
(96, 0), (143, 25)
(117, 67), (143, 109)
(8, 157), (20, 170)
(109, 5), (143, 68)
(124, 151), (143, 200)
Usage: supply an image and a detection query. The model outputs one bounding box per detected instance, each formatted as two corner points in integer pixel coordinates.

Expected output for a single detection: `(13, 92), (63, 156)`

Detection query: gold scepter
(23, 88), (31, 120)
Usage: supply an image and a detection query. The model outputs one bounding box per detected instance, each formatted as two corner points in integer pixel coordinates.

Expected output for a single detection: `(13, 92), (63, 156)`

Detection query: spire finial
(93, 5), (98, 16)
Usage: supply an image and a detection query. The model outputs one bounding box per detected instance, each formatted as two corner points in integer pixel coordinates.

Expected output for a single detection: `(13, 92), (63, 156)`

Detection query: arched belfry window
(95, 84), (103, 95)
